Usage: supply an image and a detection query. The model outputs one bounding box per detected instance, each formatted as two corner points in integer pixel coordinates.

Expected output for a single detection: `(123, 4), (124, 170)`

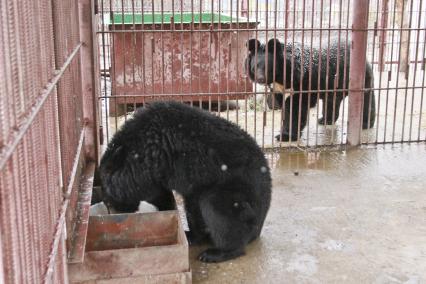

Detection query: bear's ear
(267, 38), (282, 54)
(246, 39), (261, 54)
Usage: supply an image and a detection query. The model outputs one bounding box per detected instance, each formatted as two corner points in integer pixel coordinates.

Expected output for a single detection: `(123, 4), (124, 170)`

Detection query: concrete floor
(189, 143), (426, 283)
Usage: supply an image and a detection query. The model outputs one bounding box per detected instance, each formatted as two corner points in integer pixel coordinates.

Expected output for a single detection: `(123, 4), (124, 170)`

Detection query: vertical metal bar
(99, 0), (107, 144)
(244, 0), (249, 132)
(218, 0), (222, 116)
(400, 0), (413, 142)
(141, 0), (146, 96)
(289, 0), (296, 144)
(106, 0), (112, 142)
(161, 0), (165, 96)
(398, 0), (410, 74)
(131, 0), (136, 95)
(271, 0), (278, 147)
(150, 0), (155, 96)
(306, 0), (315, 146)
(235, 0), (240, 126)
(391, 0), (405, 142)
(180, 0), (184, 101)
(226, 0), (232, 121)
(366, 0), (379, 144)
(332, 0), (343, 145)
(261, 0), (268, 149)
(198, 0), (203, 109)
(110, 0), (118, 130)
(340, 0), (351, 145)
(278, 0), (289, 144)
(297, 0), (306, 147)
(418, 17), (426, 141)
(190, 0), (194, 106)
(347, 0), (369, 146)
(209, 1), (213, 112)
(79, 0), (99, 163)
(323, 0), (332, 145)
(253, 0), (258, 137)
(383, 0), (399, 142)
(379, 0), (389, 72)
(315, 0), (324, 147)
(121, 0), (126, 99)
(408, 0), (423, 141)
(375, 0), (385, 142)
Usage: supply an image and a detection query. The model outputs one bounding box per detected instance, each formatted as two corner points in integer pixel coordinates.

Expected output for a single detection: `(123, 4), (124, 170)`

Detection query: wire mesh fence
(0, 0), (92, 282)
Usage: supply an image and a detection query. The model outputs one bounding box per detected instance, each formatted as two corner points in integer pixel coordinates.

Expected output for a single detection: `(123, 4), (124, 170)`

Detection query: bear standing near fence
(245, 38), (376, 141)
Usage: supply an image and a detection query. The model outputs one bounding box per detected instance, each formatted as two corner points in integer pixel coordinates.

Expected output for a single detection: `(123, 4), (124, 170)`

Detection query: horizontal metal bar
(97, 27), (426, 34)
(263, 144), (347, 153)
(363, 139), (426, 145)
(0, 43), (82, 171)
(96, 85), (425, 99)
(372, 59), (426, 65)
(44, 127), (85, 282)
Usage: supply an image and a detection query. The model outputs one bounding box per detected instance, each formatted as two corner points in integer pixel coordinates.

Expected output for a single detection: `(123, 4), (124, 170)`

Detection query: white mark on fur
(134, 154), (139, 159)
(221, 164), (228, 171)
(260, 166), (268, 173)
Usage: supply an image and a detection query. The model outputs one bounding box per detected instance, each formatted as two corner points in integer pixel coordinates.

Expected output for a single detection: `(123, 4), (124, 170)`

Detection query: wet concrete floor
(189, 143), (426, 283)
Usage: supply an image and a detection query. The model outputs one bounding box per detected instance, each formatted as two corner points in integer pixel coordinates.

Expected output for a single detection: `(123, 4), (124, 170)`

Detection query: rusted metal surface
(86, 211), (179, 251)
(68, 162), (96, 264)
(79, 0), (100, 163)
(68, 210), (190, 283)
(106, 20), (256, 115)
(0, 0), (95, 282)
(45, 128), (85, 282)
(71, 271), (192, 284)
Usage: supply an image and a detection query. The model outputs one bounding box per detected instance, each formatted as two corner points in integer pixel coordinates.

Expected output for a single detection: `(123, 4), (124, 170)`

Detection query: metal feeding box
(106, 12), (257, 115)
(68, 210), (191, 283)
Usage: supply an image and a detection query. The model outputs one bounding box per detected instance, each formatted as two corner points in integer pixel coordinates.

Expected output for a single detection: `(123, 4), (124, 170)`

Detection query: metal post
(379, 0), (389, 72)
(347, 0), (369, 146)
(79, 0), (99, 163)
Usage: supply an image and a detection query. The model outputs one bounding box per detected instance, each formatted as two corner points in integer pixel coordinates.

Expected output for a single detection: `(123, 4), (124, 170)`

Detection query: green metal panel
(106, 12), (255, 25)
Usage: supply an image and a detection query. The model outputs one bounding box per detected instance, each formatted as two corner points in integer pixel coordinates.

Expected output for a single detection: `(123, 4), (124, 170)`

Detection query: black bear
(245, 38), (376, 141)
(99, 101), (272, 263)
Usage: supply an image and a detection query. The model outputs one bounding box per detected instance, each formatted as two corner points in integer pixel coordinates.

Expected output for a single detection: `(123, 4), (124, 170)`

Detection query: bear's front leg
(276, 93), (309, 141)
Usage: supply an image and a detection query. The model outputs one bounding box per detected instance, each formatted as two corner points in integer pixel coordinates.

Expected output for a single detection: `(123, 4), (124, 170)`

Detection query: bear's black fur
(99, 101), (272, 263)
(245, 38), (376, 141)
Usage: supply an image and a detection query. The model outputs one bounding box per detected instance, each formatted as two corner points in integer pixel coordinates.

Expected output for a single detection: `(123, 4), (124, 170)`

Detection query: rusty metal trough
(68, 207), (191, 283)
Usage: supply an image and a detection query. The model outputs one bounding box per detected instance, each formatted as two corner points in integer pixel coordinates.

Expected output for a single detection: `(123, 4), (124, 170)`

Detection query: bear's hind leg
(362, 90), (376, 129)
(184, 194), (210, 245)
(197, 191), (257, 262)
